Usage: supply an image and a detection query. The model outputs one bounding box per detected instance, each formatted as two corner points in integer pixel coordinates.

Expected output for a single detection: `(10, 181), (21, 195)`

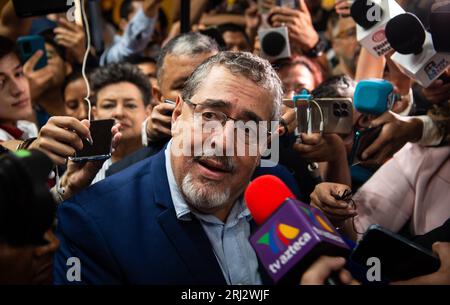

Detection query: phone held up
(70, 119), (115, 163)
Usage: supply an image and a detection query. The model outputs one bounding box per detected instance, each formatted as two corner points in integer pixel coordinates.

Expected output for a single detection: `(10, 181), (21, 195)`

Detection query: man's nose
(9, 77), (25, 97)
(209, 120), (236, 155)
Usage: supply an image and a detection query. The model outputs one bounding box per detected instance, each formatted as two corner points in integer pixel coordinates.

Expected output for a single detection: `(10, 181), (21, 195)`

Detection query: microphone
(430, 1), (450, 53)
(350, 0), (404, 57)
(258, 26), (291, 61)
(386, 12), (450, 88)
(245, 175), (351, 284)
(354, 79), (395, 115)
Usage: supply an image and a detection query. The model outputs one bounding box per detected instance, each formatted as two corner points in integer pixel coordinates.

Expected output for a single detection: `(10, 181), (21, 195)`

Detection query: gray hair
(182, 51), (283, 121)
(156, 32), (219, 86)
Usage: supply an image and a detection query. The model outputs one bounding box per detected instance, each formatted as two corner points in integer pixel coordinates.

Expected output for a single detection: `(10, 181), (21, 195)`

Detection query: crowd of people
(0, 0), (449, 285)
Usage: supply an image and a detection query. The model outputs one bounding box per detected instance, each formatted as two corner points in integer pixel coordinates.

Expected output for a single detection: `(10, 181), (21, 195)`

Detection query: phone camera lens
(334, 110), (342, 117)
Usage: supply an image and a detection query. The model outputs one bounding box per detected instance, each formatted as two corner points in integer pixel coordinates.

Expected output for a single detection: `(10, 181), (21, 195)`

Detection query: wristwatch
(304, 36), (328, 58)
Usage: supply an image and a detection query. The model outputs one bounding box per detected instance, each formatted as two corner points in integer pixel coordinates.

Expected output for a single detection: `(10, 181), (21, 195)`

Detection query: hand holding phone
(17, 35), (47, 71)
(70, 119), (115, 162)
(349, 126), (383, 166)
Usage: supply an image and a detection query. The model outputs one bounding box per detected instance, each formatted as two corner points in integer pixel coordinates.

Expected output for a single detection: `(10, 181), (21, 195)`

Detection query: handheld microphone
(245, 175), (351, 284)
(354, 79), (395, 115)
(259, 26), (291, 61)
(350, 0), (404, 57)
(386, 12), (450, 88)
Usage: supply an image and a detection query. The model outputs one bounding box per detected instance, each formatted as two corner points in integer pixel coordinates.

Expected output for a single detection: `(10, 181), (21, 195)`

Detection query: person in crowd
(104, 32), (220, 176)
(217, 23), (252, 52)
(0, 36), (37, 142)
(274, 55), (324, 98)
(87, 62), (151, 183)
(127, 55), (158, 89)
(53, 51), (299, 284)
(63, 70), (89, 122)
(100, 0), (162, 65)
(24, 31), (73, 127)
(311, 141), (450, 240)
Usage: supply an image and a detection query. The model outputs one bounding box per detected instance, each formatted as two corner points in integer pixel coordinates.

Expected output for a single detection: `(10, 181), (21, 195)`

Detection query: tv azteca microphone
(354, 79), (395, 115)
(386, 12), (450, 88)
(350, 0), (404, 57)
(245, 175), (351, 284)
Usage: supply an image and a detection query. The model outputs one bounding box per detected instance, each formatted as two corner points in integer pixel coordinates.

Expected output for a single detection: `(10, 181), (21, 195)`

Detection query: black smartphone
(350, 225), (441, 282)
(349, 125), (383, 165)
(70, 119), (115, 162)
(16, 35), (48, 70)
(12, 0), (72, 18)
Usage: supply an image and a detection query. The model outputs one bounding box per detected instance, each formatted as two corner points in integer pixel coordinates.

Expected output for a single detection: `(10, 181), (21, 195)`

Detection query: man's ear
(172, 96), (184, 124)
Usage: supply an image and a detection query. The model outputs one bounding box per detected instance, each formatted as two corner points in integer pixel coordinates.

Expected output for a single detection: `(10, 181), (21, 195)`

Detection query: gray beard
(181, 172), (231, 212)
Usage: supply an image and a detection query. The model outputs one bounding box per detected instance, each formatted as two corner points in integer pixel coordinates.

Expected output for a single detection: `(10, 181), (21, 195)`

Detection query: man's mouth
(194, 157), (234, 180)
(12, 98), (30, 108)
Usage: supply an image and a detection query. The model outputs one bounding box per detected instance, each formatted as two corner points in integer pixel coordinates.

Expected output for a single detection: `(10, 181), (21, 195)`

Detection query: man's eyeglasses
(184, 99), (273, 146)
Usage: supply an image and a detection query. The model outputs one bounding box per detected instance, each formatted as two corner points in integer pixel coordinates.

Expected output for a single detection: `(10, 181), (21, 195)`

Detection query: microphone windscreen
(244, 175), (295, 225)
(430, 1), (450, 53)
(350, 0), (384, 29)
(385, 13), (426, 55)
(261, 31), (286, 57)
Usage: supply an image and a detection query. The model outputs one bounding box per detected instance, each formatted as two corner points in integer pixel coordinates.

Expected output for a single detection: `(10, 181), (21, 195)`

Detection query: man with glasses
(53, 51), (298, 284)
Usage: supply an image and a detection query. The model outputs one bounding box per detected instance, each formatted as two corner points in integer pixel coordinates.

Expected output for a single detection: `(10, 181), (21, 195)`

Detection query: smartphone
(350, 225), (441, 282)
(284, 98), (354, 135)
(276, 0), (300, 9)
(16, 35), (48, 70)
(12, 0), (72, 18)
(70, 119), (115, 162)
(349, 125), (383, 165)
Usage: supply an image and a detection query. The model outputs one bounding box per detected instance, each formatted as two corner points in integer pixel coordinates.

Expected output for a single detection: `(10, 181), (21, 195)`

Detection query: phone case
(350, 225), (440, 282)
(17, 36), (47, 70)
(12, 0), (70, 18)
(349, 126), (383, 165)
(294, 98), (354, 135)
(69, 119), (115, 162)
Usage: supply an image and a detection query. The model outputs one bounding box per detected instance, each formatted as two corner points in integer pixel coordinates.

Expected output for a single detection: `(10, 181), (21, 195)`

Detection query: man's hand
(393, 242), (450, 285)
(310, 182), (356, 226)
(29, 117), (92, 166)
(23, 50), (54, 100)
(143, 0), (162, 18)
(422, 78), (450, 105)
(360, 111), (423, 167)
(54, 18), (87, 64)
(269, 0), (319, 52)
(59, 124), (122, 200)
(146, 103), (174, 143)
(300, 256), (359, 285)
(293, 133), (347, 163)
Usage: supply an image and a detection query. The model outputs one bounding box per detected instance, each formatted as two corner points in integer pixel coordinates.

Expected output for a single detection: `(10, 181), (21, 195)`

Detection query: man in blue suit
(54, 52), (298, 284)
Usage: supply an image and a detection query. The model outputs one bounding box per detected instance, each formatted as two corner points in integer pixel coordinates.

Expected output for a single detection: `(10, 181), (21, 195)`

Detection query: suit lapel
(151, 149), (227, 285)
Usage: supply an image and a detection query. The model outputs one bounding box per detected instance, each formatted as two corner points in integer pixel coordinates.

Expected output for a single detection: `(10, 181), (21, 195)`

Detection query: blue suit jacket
(54, 149), (301, 284)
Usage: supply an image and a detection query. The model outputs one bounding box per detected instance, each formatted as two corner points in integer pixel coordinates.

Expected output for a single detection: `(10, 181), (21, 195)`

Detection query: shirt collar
(164, 140), (252, 224)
